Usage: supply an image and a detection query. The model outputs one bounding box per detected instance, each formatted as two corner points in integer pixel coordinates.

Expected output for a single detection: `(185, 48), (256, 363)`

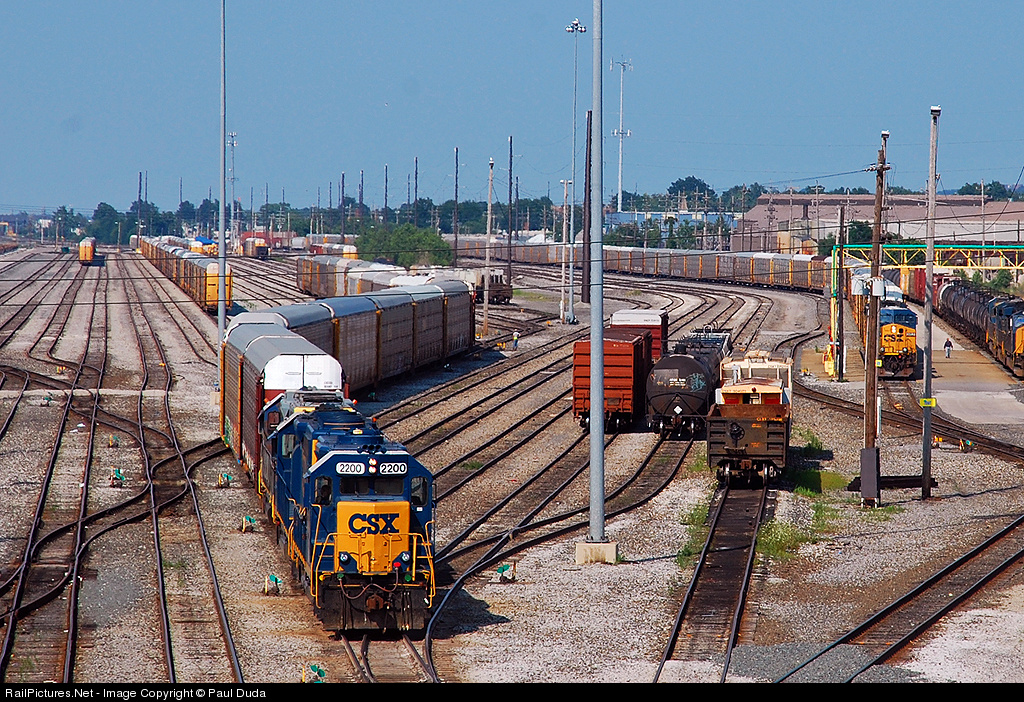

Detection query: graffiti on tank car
(348, 513), (401, 535)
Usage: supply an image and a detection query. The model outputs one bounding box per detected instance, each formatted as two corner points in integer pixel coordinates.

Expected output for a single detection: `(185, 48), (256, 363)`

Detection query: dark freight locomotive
(645, 328), (731, 436)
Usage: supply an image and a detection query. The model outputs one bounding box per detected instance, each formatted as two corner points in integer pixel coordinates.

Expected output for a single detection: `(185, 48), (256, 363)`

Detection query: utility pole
(453, 147), (459, 265)
(580, 110), (592, 304)
(612, 58), (632, 213)
(836, 206), (846, 382)
(228, 131), (237, 241)
(485, 158), (494, 336)
(137, 172), (143, 243)
(507, 136), (513, 291)
(862, 130), (889, 507)
(923, 107), (940, 499)
(384, 164), (389, 225)
(217, 0), (226, 353)
(560, 178), (571, 323)
(566, 17), (585, 320)
(340, 173), (345, 240)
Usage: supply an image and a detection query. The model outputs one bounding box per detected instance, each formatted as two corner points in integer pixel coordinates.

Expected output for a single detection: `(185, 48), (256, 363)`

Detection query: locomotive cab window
(411, 477), (429, 507)
(265, 410), (281, 431)
(280, 434), (296, 458)
(337, 477), (404, 497)
(313, 477), (332, 505)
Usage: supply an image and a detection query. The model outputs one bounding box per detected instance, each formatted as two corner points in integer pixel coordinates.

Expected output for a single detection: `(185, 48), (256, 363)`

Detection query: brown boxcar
(572, 329), (652, 430)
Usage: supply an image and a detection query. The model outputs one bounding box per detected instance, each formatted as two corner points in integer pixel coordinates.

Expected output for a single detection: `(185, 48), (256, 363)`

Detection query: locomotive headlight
(368, 457), (377, 474)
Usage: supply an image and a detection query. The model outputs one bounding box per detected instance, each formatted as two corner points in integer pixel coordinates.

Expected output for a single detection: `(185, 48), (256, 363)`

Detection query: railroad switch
(497, 562), (517, 583)
(263, 574), (283, 595)
(241, 515), (257, 533)
(109, 468), (126, 488)
(108, 435), (120, 448)
(302, 664), (327, 683)
(217, 473), (233, 488)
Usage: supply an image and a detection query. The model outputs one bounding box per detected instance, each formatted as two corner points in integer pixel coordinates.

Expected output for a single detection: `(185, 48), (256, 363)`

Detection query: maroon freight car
(572, 328), (653, 430)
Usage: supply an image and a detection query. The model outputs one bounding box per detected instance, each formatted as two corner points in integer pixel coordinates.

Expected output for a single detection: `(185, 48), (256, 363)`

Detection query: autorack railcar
(140, 236), (232, 313)
(451, 239), (834, 294)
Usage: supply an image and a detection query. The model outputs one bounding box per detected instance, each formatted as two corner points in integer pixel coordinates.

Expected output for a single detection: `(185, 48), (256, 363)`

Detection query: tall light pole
(923, 106), (940, 499)
(217, 0), (227, 347)
(484, 158), (494, 337)
(612, 59), (632, 213)
(228, 131), (237, 242)
(560, 178), (571, 323)
(566, 17), (586, 324)
(586, 0), (611, 560)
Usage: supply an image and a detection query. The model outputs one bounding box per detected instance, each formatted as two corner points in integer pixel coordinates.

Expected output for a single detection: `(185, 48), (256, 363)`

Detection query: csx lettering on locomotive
(348, 512), (401, 534)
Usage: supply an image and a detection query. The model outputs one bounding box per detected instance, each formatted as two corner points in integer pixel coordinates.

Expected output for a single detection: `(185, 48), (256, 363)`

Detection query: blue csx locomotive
(258, 390), (436, 631)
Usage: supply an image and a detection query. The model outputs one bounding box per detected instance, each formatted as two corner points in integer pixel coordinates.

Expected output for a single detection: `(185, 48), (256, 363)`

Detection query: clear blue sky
(3, 1), (1023, 216)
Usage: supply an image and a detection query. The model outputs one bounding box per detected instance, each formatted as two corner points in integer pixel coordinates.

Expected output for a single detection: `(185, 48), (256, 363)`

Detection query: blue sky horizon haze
(2, 2), (1023, 217)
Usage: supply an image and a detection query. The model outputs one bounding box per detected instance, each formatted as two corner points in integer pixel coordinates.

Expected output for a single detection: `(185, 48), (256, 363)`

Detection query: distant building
(736, 192), (1024, 253)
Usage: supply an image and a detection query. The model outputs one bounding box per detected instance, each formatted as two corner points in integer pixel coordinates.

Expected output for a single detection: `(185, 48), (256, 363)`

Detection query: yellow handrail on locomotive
(308, 526), (437, 607)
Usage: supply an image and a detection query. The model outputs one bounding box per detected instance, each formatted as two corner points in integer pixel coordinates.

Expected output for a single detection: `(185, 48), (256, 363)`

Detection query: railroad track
(775, 510), (1024, 683)
(0, 251), (242, 682)
(423, 434), (696, 679)
(339, 634), (435, 683)
(654, 482), (770, 683)
(0, 263), (107, 682)
(798, 378), (1024, 469)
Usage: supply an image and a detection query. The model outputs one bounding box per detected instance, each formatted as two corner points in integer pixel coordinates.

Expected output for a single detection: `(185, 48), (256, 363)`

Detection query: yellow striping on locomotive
(335, 501), (411, 575)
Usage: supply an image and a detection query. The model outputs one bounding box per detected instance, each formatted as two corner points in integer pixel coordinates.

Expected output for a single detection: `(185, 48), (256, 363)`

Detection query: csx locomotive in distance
(259, 389), (435, 631)
(849, 270), (918, 378)
(646, 328), (731, 437)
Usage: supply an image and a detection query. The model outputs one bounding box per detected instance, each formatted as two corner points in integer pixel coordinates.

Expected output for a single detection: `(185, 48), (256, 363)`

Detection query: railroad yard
(2, 244), (1024, 684)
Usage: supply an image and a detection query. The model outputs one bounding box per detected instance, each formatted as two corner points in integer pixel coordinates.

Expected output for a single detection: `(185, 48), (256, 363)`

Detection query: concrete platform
(798, 302), (1024, 426)
(909, 304), (1024, 425)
